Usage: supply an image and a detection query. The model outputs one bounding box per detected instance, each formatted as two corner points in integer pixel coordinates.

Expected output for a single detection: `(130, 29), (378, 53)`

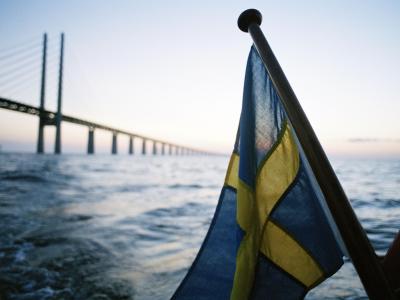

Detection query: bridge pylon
(35, 33), (65, 154)
(37, 33), (47, 154)
(54, 33), (64, 154)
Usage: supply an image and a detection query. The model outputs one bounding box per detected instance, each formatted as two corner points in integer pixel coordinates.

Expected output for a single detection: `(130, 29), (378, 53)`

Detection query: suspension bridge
(0, 33), (210, 155)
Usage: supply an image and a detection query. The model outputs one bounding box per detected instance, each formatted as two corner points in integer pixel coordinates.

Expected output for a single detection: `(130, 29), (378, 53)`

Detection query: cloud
(348, 138), (400, 143)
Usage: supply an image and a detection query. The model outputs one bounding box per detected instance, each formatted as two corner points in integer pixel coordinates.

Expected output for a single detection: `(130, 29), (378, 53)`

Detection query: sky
(0, 0), (399, 157)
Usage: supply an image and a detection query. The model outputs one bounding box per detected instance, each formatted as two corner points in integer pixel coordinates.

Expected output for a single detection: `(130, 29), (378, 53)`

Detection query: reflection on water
(0, 154), (399, 299)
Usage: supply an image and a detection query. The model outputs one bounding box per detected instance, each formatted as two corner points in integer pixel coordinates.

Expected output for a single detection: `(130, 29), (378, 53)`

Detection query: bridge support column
(142, 139), (146, 155)
(112, 132), (117, 154)
(175, 147), (179, 155)
(161, 143), (165, 155)
(37, 33), (47, 154)
(87, 128), (95, 154)
(55, 33), (64, 154)
(129, 136), (134, 155)
(152, 141), (157, 155)
(54, 117), (62, 153)
(168, 144), (172, 155)
(37, 121), (45, 153)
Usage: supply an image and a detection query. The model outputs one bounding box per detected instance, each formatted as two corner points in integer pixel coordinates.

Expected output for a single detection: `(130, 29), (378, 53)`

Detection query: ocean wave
(168, 183), (203, 189)
(0, 172), (47, 183)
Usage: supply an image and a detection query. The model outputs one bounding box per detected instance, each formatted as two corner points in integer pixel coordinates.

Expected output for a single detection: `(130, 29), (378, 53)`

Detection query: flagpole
(237, 9), (396, 300)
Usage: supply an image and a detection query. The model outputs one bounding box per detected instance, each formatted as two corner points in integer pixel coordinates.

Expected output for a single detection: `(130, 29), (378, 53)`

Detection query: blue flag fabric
(171, 46), (344, 300)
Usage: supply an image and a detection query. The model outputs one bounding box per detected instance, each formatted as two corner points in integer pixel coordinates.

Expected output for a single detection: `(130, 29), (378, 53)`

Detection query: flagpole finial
(238, 9), (262, 32)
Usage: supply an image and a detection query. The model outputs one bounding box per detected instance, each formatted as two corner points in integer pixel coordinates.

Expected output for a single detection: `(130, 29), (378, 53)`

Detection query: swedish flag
(172, 46), (344, 300)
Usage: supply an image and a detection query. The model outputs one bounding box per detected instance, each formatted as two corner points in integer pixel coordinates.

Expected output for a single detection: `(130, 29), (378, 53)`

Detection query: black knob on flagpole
(237, 9), (262, 32)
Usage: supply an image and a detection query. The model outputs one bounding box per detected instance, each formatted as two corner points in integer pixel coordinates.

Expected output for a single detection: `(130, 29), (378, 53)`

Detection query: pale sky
(0, 0), (399, 157)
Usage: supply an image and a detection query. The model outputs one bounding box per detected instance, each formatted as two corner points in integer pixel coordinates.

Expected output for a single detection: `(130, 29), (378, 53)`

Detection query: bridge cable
(0, 49), (41, 70)
(0, 48), (60, 92)
(0, 35), (40, 52)
(0, 56), (41, 79)
(0, 64), (42, 92)
(0, 80), (38, 102)
(0, 41), (41, 62)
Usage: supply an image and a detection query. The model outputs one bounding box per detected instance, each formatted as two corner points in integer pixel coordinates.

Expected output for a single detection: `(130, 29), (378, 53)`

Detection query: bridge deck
(0, 97), (196, 151)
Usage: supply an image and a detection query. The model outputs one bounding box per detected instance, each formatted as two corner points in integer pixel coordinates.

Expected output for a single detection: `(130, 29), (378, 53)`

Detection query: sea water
(0, 153), (399, 299)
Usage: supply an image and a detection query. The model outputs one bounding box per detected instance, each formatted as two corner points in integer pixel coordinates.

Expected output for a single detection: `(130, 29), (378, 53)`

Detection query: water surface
(0, 154), (399, 299)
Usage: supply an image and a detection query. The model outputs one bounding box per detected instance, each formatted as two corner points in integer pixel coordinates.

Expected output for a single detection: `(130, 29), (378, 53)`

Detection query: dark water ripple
(0, 154), (399, 299)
